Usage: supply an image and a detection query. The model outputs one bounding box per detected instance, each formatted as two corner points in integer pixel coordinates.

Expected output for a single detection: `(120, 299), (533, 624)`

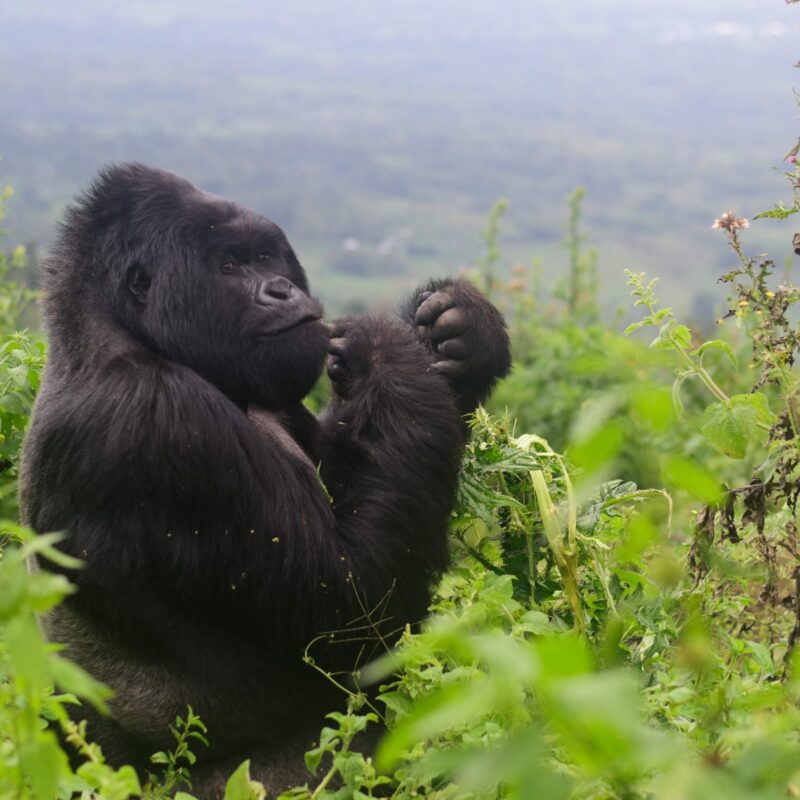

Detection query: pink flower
(712, 211), (750, 232)
(788, 154), (798, 164)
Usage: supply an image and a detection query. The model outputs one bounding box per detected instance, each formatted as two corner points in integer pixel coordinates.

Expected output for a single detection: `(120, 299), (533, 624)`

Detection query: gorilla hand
(327, 316), (422, 400)
(407, 279), (511, 414)
(326, 322), (352, 397)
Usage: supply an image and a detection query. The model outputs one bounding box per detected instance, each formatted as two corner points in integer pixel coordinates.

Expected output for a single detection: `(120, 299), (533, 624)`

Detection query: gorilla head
(47, 163), (329, 408)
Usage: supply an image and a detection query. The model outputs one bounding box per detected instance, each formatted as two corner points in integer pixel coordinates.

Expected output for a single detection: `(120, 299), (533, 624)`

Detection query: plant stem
(668, 334), (731, 405)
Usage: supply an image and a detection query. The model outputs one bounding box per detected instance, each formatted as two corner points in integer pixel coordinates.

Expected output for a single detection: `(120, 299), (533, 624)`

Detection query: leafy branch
(624, 270), (774, 459)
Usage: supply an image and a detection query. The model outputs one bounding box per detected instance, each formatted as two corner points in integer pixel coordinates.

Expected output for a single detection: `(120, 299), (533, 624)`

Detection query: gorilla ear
(126, 263), (151, 304)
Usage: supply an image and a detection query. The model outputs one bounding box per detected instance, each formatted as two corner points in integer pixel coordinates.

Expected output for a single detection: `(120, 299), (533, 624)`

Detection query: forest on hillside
(1, 0), (798, 313)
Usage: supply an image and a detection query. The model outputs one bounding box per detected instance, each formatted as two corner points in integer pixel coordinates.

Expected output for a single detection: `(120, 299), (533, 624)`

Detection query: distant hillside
(1, 0), (797, 313)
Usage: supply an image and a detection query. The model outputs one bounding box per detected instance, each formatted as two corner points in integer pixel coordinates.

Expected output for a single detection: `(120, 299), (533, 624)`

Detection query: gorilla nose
(256, 275), (298, 306)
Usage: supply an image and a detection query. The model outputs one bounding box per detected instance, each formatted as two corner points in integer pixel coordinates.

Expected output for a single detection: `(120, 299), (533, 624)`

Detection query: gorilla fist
(405, 278), (511, 414)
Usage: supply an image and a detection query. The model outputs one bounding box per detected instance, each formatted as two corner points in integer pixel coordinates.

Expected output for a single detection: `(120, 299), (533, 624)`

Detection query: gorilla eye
(220, 260), (239, 275)
(257, 253), (270, 262)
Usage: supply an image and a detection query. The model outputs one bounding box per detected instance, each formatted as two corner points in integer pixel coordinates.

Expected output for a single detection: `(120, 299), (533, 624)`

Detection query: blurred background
(1, 0), (797, 316)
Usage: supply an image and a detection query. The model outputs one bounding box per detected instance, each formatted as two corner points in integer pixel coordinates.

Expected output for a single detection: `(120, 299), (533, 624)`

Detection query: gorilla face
(116, 175), (329, 409)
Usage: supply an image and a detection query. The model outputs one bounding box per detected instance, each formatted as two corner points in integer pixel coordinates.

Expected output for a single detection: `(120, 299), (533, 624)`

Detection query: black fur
(19, 164), (510, 798)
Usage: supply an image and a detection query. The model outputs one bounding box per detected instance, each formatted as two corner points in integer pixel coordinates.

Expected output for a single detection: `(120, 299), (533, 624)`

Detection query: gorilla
(20, 164), (510, 797)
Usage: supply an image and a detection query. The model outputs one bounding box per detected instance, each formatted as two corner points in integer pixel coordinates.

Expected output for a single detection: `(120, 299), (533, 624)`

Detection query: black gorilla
(20, 164), (510, 796)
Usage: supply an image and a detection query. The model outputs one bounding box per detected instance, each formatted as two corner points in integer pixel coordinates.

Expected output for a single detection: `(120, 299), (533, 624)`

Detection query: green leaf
(75, 761), (141, 799)
(652, 322), (691, 351)
(5, 616), (50, 690)
(380, 690), (413, 717)
(20, 734), (68, 800)
(754, 203), (800, 220)
(535, 635), (593, 681)
(730, 392), (776, 426)
(7, 363), (30, 388)
(669, 324), (692, 349)
(663, 456), (723, 504)
(28, 570), (76, 613)
(50, 655), (113, 713)
(671, 371), (694, 420)
(224, 761), (266, 800)
(700, 395), (773, 459)
(568, 423), (624, 472)
(623, 320), (647, 335)
(695, 339), (738, 370)
(515, 610), (556, 636)
(377, 681), (494, 770)
(745, 640), (774, 673)
(630, 384), (673, 431)
(701, 402), (750, 458)
(0, 557), (27, 619)
(109, 766), (143, 798)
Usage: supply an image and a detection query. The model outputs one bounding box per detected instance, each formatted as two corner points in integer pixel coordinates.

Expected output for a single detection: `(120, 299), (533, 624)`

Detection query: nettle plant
(624, 191), (800, 656)
(624, 256), (776, 464)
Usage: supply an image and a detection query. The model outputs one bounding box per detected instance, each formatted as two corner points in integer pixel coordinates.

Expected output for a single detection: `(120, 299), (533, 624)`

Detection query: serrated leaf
(380, 690), (413, 717)
(700, 394), (772, 459)
(623, 320), (647, 336)
(7, 363), (30, 388)
(754, 203), (800, 220)
(701, 402), (751, 459)
(669, 324), (692, 349)
(730, 392), (775, 426)
(695, 339), (737, 369)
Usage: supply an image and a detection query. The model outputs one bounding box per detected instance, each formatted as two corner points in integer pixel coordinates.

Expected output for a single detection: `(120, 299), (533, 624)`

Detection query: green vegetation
(4, 9), (800, 794)
(4, 153), (800, 797)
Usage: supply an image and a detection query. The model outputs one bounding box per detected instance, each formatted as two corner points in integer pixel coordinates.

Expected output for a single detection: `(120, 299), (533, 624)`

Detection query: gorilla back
(20, 163), (510, 797)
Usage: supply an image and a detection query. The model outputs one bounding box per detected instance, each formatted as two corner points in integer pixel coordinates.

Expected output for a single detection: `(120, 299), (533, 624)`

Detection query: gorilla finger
(429, 307), (466, 341)
(328, 322), (348, 339)
(417, 290), (434, 305)
(436, 337), (466, 359)
(328, 337), (347, 356)
(415, 291), (455, 325)
(327, 356), (346, 380)
(431, 359), (467, 378)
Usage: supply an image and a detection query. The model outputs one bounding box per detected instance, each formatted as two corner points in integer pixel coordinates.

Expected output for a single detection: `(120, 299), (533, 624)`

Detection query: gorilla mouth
(259, 314), (322, 337)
